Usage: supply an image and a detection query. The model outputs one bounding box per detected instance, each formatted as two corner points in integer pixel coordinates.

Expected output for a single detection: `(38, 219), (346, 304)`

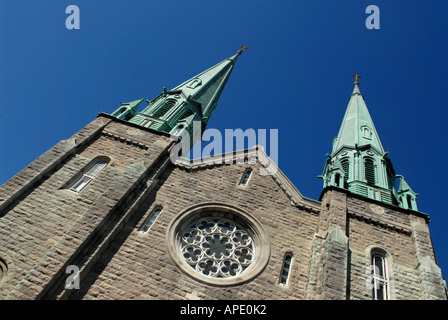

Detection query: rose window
(180, 218), (254, 278)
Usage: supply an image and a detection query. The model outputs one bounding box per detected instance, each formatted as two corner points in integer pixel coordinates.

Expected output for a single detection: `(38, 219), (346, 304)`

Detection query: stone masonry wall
(0, 116), (172, 299)
(346, 193), (445, 299)
(74, 160), (322, 300)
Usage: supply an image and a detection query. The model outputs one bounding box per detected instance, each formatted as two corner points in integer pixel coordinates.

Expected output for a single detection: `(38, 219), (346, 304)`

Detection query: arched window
(407, 195), (413, 210)
(371, 252), (389, 300)
(334, 173), (341, 187)
(0, 257), (7, 284)
(69, 159), (108, 193)
(279, 253), (293, 286)
(179, 109), (194, 121)
(365, 158), (376, 185)
(153, 99), (177, 118)
(112, 107), (126, 117)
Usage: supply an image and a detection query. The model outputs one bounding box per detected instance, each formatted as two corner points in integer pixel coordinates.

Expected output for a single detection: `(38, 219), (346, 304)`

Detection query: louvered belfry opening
(179, 109), (194, 120)
(365, 158), (375, 185)
(341, 158), (349, 188)
(153, 99), (177, 118)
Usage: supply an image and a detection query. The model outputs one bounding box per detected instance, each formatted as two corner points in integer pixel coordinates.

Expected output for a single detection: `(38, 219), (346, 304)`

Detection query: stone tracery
(180, 218), (254, 278)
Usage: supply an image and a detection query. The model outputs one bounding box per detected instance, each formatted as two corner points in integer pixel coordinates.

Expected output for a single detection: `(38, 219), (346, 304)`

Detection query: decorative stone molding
(102, 132), (149, 150)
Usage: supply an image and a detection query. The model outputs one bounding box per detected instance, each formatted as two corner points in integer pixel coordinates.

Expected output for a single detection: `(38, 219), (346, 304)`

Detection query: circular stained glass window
(181, 218), (254, 278)
(167, 204), (270, 286)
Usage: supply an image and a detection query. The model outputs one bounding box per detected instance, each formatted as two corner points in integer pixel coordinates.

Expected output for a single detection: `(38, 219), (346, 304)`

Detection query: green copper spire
(169, 49), (243, 125)
(396, 175), (418, 211)
(321, 77), (399, 206)
(110, 98), (145, 121)
(331, 79), (385, 155)
(108, 49), (245, 153)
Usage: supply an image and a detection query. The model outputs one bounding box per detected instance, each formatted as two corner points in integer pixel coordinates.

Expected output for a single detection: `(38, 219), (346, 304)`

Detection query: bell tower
(320, 76), (417, 208)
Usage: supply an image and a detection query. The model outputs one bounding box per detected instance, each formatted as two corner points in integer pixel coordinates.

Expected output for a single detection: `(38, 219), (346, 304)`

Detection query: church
(0, 48), (446, 300)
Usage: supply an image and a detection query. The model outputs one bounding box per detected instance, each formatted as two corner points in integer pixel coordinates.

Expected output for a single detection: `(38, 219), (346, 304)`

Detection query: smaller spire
(397, 175), (418, 196)
(111, 98), (144, 120)
(396, 175), (419, 210)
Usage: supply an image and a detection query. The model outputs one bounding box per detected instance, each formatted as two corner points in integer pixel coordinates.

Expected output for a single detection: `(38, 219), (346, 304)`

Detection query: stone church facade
(0, 49), (446, 300)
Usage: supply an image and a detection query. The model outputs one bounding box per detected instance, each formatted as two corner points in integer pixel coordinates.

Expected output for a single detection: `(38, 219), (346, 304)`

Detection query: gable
(173, 145), (321, 214)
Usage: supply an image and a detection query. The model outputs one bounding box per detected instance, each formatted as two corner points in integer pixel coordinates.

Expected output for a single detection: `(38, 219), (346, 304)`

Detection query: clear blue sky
(1, 1), (447, 283)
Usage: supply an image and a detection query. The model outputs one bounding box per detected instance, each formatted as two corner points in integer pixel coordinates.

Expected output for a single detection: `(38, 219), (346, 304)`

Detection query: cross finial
(235, 45), (249, 58)
(351, 74), (362, 82)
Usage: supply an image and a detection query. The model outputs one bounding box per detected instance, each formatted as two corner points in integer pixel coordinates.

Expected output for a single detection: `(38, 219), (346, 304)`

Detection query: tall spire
(169, 48), (243, 125)
(332, 77), (385, 156)
(109, 48), (244, 152)
(320, 77), (400, 206)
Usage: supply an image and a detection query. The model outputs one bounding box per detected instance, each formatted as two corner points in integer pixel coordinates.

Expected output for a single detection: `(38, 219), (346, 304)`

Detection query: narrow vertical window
(70, 161), (108, 193)
(340, 158), (349, 188)
(365, 159), (376, 185)
(406, 195), (413, 210)
(372, 253), (389, 300)
(239, 169), (252, 186)
(140, 207), (162, 233)
(334, 173), (341, 187)
(279, 253), (293, 286)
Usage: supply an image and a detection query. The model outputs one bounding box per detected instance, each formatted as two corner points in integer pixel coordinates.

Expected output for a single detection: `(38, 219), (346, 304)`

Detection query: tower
(320, 76), (415, 208)
(316, 77), (446, 300)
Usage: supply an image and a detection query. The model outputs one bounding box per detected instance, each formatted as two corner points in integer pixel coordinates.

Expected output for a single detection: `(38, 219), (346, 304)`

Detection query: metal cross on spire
(236, 45), (249, 56)
(351, 74), (362, 83)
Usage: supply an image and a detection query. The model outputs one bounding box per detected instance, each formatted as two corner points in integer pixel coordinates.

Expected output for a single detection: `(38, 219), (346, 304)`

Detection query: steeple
(108, 49), (244, 153)
(331, 77), (385, 156)
(320, 77), (417, 208)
